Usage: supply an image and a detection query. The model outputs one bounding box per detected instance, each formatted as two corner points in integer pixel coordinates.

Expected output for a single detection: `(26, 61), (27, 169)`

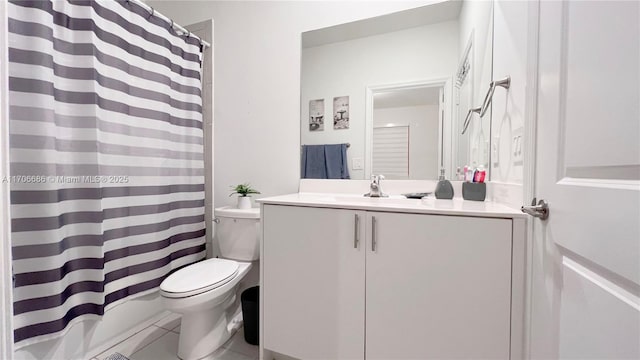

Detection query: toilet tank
(214, 206), (260, 261)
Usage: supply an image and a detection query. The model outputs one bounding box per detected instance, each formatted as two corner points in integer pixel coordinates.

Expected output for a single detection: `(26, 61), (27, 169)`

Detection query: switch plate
(512, 127), (524, 166)
(492, 137), (500, 168)
(352, 157), (364, 170)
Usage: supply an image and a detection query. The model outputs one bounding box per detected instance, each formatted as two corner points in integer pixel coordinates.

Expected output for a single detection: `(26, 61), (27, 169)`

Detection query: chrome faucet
(365, 174), (387, 198)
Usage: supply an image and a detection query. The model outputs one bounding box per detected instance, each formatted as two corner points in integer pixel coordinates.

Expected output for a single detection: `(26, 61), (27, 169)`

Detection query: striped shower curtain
(7, 0), (206, 347)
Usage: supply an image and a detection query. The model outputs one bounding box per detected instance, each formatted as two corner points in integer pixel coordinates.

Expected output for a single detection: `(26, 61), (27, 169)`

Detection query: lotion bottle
(434, 168), (454, 199)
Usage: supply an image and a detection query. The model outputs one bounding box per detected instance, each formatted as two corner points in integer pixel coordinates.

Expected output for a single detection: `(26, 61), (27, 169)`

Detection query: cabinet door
(365, 212), (512, 359)
(263, 205), (365, 359)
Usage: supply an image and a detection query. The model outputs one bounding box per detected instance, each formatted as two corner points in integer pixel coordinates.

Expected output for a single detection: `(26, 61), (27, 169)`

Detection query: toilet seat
(160, 258), (239, 298)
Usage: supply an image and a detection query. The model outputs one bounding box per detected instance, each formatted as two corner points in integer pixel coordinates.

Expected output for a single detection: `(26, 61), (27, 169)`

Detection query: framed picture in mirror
(309, 99), (324, 131)
(333, 96), (349, 130)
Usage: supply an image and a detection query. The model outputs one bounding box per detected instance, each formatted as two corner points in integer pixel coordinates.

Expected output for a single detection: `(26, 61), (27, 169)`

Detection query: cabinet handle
(371, 216), (377, 252)
(354, 214), (360, 248)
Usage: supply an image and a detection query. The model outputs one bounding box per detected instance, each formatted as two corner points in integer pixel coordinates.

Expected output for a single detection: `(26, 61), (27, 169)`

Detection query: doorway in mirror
(368, 82), (447, 180)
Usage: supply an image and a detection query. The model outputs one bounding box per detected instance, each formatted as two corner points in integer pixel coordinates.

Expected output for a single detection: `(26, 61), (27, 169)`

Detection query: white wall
(300, 22), (458, 179)
(492, 0), (526, 185)
(456, 0), (527, 209)
(488, 0), (530, 208)
(147, 0), (437, 204)
(373, 105), (440, 179)
(457, 0), (493, 171)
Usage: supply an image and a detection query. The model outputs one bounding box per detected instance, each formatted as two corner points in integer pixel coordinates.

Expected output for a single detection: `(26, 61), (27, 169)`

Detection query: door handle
(371, 216), (377, 252)
(354, 214), (360, 249)
(521, 198), (549, 220)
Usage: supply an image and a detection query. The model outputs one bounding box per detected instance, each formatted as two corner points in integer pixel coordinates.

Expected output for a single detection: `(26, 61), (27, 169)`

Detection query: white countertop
(257, 193), (526, 219)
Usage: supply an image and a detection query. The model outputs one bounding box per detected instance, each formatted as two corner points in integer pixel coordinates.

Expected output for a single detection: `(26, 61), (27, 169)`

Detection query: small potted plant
(230, 183), (261, 209)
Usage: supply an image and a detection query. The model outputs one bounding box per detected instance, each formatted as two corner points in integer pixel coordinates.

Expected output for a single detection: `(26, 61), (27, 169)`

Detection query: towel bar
(301, 143), (350, 148)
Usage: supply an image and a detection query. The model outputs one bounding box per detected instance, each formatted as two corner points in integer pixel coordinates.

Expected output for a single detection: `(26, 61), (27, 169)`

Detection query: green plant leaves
(229, 183), (261, 197)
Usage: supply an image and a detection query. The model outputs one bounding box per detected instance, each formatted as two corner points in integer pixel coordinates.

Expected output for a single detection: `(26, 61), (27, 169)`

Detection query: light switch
(352, 157), (364, 170)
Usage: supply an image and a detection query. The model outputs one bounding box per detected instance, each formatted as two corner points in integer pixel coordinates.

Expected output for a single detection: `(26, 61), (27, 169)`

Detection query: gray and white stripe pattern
(8, 0), (206, 347)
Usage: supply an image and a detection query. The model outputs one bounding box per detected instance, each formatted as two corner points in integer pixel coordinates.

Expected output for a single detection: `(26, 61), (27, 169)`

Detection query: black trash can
(241, 286), (259, 345)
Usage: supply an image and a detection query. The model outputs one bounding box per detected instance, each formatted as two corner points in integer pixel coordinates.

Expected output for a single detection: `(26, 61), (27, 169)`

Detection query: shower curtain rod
(126, 0), (211, 49)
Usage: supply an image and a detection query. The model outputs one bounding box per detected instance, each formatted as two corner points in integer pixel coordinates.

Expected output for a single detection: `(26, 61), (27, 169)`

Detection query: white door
(530, 1), (640, 358)
(365, 212), (512, 359)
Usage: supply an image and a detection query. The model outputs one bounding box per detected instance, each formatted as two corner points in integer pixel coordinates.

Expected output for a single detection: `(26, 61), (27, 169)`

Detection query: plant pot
(237, 196), (252, 209)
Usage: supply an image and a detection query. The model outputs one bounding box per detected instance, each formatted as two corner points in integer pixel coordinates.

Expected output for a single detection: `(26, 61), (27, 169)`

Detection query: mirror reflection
(300, 0), (493, 180)
(371, 83), (444, 180)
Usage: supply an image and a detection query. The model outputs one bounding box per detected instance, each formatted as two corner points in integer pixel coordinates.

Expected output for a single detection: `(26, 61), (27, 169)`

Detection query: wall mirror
(300, 0), (493, 180)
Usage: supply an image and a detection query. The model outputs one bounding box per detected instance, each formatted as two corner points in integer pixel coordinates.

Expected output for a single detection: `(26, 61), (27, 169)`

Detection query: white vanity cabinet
(262, 205), (366, 360)
(261, 200), (520, 360)
(364, 211), (512, 360)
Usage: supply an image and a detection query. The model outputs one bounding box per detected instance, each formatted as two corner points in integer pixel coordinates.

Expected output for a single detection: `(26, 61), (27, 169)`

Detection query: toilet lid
(160, 258), (239, 298)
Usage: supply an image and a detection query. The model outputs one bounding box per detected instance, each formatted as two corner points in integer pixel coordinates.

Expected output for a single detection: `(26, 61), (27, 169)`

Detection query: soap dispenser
(434, 168), (454, 199)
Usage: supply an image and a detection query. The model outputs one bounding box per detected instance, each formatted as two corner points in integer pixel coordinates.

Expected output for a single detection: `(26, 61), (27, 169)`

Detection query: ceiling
(302, 0), (463, 49)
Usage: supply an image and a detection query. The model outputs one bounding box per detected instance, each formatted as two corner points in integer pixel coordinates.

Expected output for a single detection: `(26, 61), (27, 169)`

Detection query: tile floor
(92, 313), (258, 360)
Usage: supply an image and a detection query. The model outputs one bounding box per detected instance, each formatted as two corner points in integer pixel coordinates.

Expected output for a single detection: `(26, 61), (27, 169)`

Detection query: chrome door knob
(521, 198), (549, 220)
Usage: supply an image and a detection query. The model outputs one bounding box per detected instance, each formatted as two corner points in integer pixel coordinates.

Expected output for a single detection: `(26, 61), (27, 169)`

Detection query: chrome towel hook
(461, 106), (481, 134)
(461, 76), (510, 134)
(479, 76), (511, 117)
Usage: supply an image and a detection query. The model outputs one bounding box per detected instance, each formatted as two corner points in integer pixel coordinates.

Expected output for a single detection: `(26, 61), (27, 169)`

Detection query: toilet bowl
(160, 206), (260, 360)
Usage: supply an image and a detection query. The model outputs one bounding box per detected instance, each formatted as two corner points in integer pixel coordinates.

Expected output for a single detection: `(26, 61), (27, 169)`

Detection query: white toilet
(160, 206), (260, 360)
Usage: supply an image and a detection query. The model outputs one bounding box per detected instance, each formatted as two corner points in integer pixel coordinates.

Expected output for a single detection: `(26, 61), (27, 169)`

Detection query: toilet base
(178, 292), (239, 360)
(161, 261), (253, 360)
